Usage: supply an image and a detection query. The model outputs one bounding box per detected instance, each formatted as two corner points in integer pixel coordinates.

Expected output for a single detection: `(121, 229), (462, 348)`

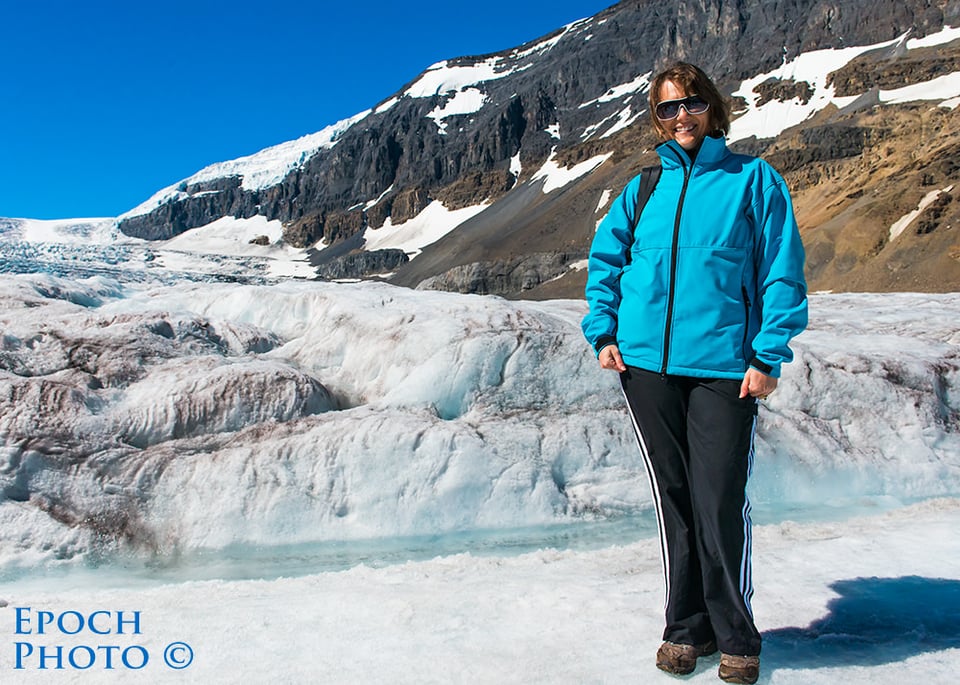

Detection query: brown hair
(648, 63), (731, 141)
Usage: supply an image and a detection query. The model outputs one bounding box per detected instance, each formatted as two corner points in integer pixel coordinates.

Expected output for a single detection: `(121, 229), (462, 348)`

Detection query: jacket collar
(656, 133), (729, 170)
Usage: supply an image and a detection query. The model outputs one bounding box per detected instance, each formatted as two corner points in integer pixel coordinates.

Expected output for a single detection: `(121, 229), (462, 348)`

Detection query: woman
(581, 63), (807, 684)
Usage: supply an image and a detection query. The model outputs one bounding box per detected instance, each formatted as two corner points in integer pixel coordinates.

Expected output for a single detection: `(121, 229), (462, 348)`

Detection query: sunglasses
(655, 95), (710, 121)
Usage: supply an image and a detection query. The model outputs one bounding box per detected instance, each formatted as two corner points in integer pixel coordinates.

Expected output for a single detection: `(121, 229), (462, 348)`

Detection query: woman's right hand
(599, 344), (627, 372)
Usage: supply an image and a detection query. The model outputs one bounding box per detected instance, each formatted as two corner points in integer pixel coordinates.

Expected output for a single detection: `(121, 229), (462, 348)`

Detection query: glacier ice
(1, 273), (958, 570)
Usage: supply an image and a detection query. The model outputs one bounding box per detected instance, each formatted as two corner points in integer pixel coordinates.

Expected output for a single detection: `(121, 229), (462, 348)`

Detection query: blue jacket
(582, 135), (808, 379)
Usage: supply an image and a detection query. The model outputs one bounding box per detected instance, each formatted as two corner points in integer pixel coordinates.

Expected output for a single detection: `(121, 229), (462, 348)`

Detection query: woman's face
(657, 79), (710, 151)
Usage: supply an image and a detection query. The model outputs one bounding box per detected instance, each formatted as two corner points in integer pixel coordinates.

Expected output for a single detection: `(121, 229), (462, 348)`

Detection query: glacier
(1, 272), (958, 576)
(1, 269), (959, 684)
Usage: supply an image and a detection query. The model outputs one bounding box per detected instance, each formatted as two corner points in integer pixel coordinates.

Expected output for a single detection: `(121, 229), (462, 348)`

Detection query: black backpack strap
(631, 164), (662, 236)
(623, 165), (661, 266)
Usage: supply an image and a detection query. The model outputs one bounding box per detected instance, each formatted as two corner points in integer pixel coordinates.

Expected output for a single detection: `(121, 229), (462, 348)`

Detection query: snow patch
(729, 37), (901, 143)
(880, 71), (960, 107)
(599, 105), (644, 139)
(427, 88), (487, 134)
(161, 215), (285, 253)
(364, 185), (395, 211)
(510, 153), (522, 178)
(152, 216), (315, 279)
(579, 72), (651, 108)
(531, 150), (612, 194)
(595, 189), (613, 214)
(581, 111), (620, 141)
(405, 58), (510, 98)
(906, 24), (960, 49)
(729, 25), (960, 143)
(363, 200), (489, 257)
(888, 186), (954, 241)
(375, 97), (399, 114)
(509, 16), (593, 61)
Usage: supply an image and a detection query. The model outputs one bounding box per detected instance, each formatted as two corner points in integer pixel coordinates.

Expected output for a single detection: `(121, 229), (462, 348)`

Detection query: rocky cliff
(117, 0), (960, 296)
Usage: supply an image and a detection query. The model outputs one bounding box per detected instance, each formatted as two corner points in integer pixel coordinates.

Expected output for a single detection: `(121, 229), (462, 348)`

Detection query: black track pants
(620, 366), (761, 656)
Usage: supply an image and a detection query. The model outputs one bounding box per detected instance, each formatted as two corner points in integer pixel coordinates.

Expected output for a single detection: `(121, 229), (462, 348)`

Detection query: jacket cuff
(749, 356), (775, 375)
(594, 335), (617, 356)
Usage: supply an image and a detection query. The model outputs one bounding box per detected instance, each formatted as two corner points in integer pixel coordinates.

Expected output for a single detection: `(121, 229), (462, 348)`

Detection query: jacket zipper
(660, 150), (692, 376)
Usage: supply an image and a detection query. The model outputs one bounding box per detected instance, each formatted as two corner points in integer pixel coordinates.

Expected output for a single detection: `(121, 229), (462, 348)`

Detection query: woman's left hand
(739, 368), (778, 400)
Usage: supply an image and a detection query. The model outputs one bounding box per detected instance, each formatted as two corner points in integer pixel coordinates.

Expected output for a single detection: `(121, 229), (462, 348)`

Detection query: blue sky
(1, 0), (615, 220)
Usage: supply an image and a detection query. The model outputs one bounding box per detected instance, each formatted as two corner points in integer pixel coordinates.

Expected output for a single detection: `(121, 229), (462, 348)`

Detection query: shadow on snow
(763, 576), (960, 671)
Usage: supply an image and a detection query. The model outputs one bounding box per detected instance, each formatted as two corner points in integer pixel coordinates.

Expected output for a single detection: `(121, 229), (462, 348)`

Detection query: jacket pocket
(617, 248), (671, 365)
(669, 246), (751, 372)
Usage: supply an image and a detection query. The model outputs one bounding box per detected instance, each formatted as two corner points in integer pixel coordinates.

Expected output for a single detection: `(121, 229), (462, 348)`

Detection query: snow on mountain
(359, 146), (613, 258)
(579, 72), (652, 110)
(370, 15), (595, 151)
(427, 88), (488, 134)
(531, 150), (613, 194)
(119, 110), (371, 221)
(510, 15), (593, 60)
(577, 72), (651, 141)
(62, 19), (960, 292)
(889, 185), (957, 241)
(1, 272), (957, 571)
(729, 25), (960, 144)
(153, 215), (315, 279)
(363, 200), (490, 257)
(883, 70), (960, 107)
(399, 15), (592, 101)
(404, 58), (516, 99)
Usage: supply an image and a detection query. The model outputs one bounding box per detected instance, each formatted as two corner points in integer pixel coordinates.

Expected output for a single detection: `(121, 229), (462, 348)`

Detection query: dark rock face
(185, 175), (242, 194)
(754, 78), (815, 106)
(433, 171), (516, 215)
(315, 249), (410, 280)
(373, 187), (432, 228)
(914, 192), (954, 235)
(765, 126), (870, 172)
(120, 192), (247, 241)
(830, 43), (960, 95)
(115, 0), (960, 292)
(416, 252), (579, 296)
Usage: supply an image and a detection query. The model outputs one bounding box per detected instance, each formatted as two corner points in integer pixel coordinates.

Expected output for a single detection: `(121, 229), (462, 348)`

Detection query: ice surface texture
(1, 274), (957, 566)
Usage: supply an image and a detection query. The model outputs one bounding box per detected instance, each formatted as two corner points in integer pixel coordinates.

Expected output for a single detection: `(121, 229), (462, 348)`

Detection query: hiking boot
(718, 653), (760, 684)
(655, 640), (717, 675)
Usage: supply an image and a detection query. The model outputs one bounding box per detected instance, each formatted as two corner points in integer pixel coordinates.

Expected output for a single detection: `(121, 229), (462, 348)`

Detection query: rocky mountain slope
(115, 0), (960, 297)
